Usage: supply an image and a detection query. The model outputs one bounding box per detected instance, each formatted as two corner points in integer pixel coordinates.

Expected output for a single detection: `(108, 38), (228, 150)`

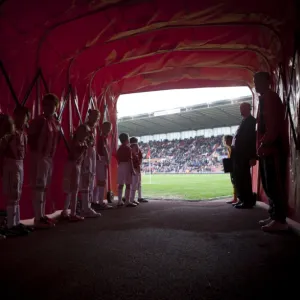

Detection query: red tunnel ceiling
(0, 0), (296, 112)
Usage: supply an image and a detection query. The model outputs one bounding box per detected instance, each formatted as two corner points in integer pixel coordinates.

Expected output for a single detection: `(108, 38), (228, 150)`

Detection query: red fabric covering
(0, 0), (296, 218)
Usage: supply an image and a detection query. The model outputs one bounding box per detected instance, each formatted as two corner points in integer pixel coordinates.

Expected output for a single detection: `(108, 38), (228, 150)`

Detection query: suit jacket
(232, 115), (256, 162)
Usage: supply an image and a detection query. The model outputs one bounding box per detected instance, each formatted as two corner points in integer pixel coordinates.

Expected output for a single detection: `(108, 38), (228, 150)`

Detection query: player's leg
(124, 163), (136, 207)
(130, 174), (139, 205)
(80, 172), (101, 218)
(93, 160), (112, 209)
(4, 160), (30, 235)
(138, 173), (148, 203)
(31, 157), (54, 229)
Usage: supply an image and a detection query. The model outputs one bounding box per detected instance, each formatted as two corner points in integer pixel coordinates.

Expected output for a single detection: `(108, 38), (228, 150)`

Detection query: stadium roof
(118, 96), (251, 136)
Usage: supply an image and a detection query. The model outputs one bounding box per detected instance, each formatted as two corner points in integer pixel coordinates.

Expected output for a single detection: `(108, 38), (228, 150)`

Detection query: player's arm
(56, 121), (63, 146)
(0, 135), (9, 155)
(0, 135), (9, 176)
(138, 149), (143, 164)
(260, 94), (284, 146)
(128, 148), (136, 175)
(27, 118), (43, 149)
(249, 118), (257, 160)
(104, 145), (109, 164)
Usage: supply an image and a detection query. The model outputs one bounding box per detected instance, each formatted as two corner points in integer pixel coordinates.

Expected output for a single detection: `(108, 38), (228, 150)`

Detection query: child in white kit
(129, 143), (141, 206)
(0, 107), (31, 236)
(28, 94), (61, 229)
(129, 137), (148, 203)
(117, 133), (137, 208)
(93, 121), (113, 210)
(79, 109), (101, 218)
(61, 125), (89, 221)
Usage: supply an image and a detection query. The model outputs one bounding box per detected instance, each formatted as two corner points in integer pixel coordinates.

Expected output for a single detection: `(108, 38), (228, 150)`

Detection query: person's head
(254, 72), (271, 95)
(0, 114), (15, 138)
(102, 121), (111, 135)
(42, 94), (59, 117)
(13, 106), (30, 129)
(87, 109), (100, 126)
(119, 133), (129, 145)
(74, 124), (89, 143)
(240, 102), (252, 118)
(223, 135), (233, 147)
(131, 143), (139, 154)
(130, 137), (138, 145)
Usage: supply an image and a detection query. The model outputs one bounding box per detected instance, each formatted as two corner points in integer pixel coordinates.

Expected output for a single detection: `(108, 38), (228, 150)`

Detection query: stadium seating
(139, 136), (226, 173)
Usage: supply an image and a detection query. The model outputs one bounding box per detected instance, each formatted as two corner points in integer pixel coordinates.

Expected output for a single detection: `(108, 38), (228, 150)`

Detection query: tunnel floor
(1, 200), (300, 300)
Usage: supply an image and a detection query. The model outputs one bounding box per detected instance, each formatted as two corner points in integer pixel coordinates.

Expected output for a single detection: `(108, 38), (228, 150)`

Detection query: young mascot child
(61, 125), (89, 221)
(28, 94), (61, 229)
(93, 121), (113, 210)
(0, 107), (30, 235)
(129, 143), (141, 205)
(223, 135), (238, 205)
(117, 133), (137, 207)
(130, 137), (148, 203)
(79, 109), (101, 217)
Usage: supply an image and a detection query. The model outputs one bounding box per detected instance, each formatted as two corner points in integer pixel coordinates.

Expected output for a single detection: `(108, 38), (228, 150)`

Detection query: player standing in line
(129, 143), (141, 205)
(130, 137), (148, 203)
(223, 135), (238, 205)
(0, 107), (31, 236)
(93, 121), (113, 210)
(117, 133), (137, 207)
(28, 94), (61, 229)
(79, 109), (101, 218)
(61, 125), (89, 221)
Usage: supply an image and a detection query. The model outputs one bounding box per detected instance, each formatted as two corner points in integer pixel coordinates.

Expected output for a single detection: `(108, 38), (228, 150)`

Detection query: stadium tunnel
(0, 0), (300, 222)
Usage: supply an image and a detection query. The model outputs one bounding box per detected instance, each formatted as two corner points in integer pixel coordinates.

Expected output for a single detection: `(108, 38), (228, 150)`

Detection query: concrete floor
(1, 200), (300, 300)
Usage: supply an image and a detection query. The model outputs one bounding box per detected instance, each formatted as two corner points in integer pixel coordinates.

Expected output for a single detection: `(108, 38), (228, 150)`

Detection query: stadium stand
(139, 136), (226, 173)
(118, 96), (252, 174)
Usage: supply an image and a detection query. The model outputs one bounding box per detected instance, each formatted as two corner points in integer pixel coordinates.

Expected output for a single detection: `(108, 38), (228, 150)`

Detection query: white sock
(81, 192), (90, 211)
(33, 190), (43, 220)
(41, 192), (46, 217)
(138, 186), (142, 199)
(15, 205), (20, 225)
(7, 205), (17, 228)
(90, 178), (95, 203)
(130, 188), (136, 202)
(118, 186), (123, 204)
(70, 192), (78, 216)
(64, 194), (71, 211)
(98, 186), (105, 204)
(93, 186), (99, 204)
(125, 187), (130, 204)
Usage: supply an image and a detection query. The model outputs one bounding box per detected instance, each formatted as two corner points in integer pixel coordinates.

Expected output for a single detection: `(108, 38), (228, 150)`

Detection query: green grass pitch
(141, 173), (233, 200)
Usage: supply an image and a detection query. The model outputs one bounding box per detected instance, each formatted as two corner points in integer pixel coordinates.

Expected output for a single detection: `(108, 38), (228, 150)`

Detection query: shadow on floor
(1, 200), (299, 300)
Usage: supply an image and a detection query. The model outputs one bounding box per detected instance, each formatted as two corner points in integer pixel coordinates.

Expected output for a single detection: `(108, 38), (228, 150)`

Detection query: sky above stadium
(117, 86), (252, 118)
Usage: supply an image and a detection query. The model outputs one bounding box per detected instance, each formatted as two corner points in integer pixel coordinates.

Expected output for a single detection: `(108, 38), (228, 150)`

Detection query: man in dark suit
(231, 102), (257, 209)
(255, 72), (289, 232)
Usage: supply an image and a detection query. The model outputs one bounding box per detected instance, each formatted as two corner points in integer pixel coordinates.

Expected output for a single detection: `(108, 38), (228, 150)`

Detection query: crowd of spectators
(139, 135), (227, 173)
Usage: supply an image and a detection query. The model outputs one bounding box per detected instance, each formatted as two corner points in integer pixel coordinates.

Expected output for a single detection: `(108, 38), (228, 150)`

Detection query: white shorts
(95, 157), (107, 183)
(118, 162), (132, 185)
(83, 147), (96, 174)
(63, 161), (81, 193)
(30, 155), (53, 189)
(131, 172), (141, 190)
(2, 158), (23, 204)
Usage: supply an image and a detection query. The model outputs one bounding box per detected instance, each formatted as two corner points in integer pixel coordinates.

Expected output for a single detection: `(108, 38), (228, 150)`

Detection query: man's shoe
(232, 200), (242, 207)
(138, 198), (148, 203)
(235, 203), (253, 209)
(227, 199), (238, 204)
(259, 217), (272, 226)
(261, 220), (289, 232)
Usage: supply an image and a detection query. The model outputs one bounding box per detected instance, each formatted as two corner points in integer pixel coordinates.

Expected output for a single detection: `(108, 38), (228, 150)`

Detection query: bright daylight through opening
(117, 86), (252, 200)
